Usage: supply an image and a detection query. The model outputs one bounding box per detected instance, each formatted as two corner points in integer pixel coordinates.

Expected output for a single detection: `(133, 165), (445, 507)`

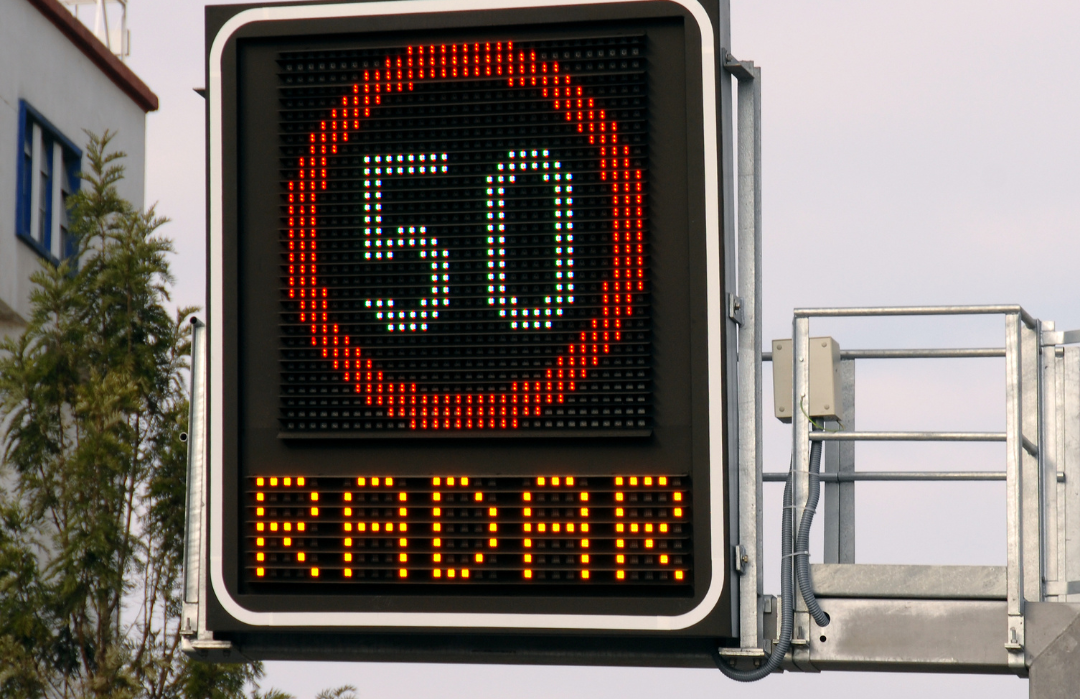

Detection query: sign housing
(202, 0), (737, 665)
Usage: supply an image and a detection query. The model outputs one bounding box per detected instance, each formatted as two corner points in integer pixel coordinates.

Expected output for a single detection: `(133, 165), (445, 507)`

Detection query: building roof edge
(25, 0), (159, 113)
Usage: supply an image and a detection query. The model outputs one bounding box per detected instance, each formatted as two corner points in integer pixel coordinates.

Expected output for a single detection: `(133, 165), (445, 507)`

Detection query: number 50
(361, 150), (576, 332)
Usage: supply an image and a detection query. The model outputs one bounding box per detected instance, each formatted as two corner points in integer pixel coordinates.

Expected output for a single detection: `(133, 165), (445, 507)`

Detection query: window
(15, 101), (81, 262)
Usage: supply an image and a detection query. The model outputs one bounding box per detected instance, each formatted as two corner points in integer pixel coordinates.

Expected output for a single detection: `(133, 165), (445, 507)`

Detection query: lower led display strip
(244, 474), (691, 588)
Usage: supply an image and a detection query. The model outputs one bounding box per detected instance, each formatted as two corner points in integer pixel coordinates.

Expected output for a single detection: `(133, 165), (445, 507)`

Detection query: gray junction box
(771, 336), (841, 422)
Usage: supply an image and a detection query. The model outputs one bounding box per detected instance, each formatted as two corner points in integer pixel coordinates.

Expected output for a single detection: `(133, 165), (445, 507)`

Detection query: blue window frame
(15, 101), (82, 262)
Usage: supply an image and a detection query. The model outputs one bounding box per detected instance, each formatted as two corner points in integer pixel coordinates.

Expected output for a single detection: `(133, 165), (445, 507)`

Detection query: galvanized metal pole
(1063, 347), (1080, 603)
(1040, 339), (1062, 600)
(181, 318), (207, 637)
(734, 60), (763, 652)
(1005, 312), (1026, 669)
(823, 359), (855, 564)
(1022, 320), (1044, 609)
(179, 318), (237, 660)
(791, 316), (814, 669)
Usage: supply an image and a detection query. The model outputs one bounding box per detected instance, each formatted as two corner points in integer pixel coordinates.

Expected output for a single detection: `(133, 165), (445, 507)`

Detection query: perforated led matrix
(244, 474), (691, 589)
(279, 37), (651, 435)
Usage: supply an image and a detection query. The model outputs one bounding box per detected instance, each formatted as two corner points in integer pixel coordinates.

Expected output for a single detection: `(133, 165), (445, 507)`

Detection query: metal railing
(783, 305), (1038, 670)
(763, 348), (1006, 360)
(723, 54), (1080, 684)
(763, 472), (1007, 482)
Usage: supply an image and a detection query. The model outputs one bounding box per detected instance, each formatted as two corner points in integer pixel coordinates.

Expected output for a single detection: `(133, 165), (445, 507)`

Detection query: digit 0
(486, 150), (576, 330)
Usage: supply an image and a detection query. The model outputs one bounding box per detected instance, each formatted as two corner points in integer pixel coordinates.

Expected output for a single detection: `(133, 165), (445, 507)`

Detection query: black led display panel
(279, 37), (651, 437)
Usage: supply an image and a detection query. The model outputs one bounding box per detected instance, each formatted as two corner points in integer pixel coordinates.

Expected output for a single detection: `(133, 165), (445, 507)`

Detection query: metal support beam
(1039, 339), (1080, 613)
(1064, 348), (1080, 604)
(810, 564), (1006, 600)
(1023, 320), (1045, 611)
(180, 317), (240, 661)
(181, 318), (207, 638)
(823, 359), (854, 564)
(791, 317), (815, 670)
(1005, 313), (1027, 668)
(1041, 337), (1063, 602)
(726, 52), (765, 654)
(1026, 603), (1080, 698)
(803, 599), (1013, 674)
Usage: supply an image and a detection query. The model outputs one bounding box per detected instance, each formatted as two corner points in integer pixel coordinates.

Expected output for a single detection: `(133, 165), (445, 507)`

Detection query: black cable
(715, 419), (833, 681)
(712, 465), (794, 681)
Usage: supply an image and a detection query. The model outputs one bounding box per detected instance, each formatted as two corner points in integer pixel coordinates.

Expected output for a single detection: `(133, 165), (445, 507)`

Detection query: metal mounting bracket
(1041, 327), (1080, 347)
(733, 544), (747, 574)
(1006, 615), (1026, 652)
(727, 293), (744, 326)
(180, 636), (246, 663)
(722, 52), (756, 81)
(717, 647), (767, 659)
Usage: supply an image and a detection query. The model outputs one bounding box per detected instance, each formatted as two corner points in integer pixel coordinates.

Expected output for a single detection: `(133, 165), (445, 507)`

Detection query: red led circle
(284, 41), (647, 433)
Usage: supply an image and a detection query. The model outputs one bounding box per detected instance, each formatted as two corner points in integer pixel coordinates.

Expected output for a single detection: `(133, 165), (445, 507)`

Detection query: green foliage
(0, 132), (283, 699)
(182, 661), (279, 699)
(313, 686), (357, 699)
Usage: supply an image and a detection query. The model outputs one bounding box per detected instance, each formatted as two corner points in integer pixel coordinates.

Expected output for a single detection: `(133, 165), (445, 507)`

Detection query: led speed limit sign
(278, 37), (651, 437)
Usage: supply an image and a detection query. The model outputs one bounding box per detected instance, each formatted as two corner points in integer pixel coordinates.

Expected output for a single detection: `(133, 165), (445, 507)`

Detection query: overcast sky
(121, 1), (1080, 696)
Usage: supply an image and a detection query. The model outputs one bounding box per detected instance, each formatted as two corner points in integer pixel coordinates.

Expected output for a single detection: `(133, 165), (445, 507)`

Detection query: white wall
(0, 0), (148, 339)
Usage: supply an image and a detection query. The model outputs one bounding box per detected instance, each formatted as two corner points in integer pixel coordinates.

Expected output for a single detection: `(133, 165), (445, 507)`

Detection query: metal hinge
(728, 293), (744, 326)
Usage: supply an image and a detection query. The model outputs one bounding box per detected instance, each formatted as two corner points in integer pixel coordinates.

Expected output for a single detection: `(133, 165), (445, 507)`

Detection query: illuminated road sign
(278, 36), (652, 437)
(204, 0), (734, 662)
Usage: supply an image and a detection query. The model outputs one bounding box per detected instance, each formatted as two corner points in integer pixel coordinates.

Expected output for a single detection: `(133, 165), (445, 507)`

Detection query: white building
(0, 0), (156, 340)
